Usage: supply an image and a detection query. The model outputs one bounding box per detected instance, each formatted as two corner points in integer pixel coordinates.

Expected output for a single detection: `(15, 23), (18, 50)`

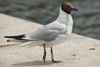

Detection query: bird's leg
(43, 44), (46, 63)
(51, 47), (62, 63)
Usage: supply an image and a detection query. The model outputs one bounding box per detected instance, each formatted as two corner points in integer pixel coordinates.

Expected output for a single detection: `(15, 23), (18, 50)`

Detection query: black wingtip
(4, 36), (12, 38)
(4, 36), (8, 38)
(7, 40), (10, 42)
(4, 34), (25, 39)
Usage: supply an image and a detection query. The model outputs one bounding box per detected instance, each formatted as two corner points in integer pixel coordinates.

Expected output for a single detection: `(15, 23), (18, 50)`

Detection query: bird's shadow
(12, 60), (54, 66)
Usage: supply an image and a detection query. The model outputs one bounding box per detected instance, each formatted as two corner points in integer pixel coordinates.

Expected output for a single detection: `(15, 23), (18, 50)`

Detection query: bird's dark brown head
(61, 2), (78, 14)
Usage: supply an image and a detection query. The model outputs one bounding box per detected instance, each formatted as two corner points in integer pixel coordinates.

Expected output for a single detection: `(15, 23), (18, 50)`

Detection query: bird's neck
(56, 7), (73, 25)
(56, 7), (73, 35)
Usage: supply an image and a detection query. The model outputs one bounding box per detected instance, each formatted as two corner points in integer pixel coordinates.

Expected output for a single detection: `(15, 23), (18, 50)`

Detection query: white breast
(66, 15), (73, 36)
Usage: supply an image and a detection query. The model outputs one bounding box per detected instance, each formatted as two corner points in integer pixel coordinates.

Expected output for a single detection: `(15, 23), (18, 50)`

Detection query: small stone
(72, 54), (76, 56)
(15, 52), (17, 54)
(89, 48), (95, 50)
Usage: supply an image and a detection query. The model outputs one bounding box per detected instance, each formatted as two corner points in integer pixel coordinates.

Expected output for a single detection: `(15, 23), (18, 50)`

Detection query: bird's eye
(65, 5), (69, 8)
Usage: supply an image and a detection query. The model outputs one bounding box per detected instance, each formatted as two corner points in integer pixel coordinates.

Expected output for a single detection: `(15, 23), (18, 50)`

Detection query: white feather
(6, 7), (73, 48)
(19, 41), (33, 47)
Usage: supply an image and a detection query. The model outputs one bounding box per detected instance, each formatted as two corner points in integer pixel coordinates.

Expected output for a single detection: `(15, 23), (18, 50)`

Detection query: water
(0, 0), (100, 40)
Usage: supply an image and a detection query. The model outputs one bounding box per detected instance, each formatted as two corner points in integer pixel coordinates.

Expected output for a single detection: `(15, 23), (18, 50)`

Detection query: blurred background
(0, 0), (100, 40)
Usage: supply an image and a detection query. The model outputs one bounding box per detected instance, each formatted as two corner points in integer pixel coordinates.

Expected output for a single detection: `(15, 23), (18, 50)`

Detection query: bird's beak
(72, 8), (78, 11)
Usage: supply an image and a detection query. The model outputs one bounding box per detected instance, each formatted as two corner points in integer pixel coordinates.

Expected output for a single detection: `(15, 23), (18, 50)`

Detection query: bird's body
(4, 2), (78, 63)
(5, 8), (73, 47)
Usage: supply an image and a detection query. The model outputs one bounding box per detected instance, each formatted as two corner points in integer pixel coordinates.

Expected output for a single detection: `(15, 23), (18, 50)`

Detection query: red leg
(51, 47), (62, 63)
(43, 44), (46, 63)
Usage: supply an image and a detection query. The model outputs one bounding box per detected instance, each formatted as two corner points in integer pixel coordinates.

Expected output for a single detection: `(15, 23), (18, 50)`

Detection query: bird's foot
(43, 52), (46, 63)
(52, 60), (62, 63)
(43, 56), (46, 63)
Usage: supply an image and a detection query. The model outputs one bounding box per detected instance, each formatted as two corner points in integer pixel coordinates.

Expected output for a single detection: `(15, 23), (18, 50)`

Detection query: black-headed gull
(4, 2), (78, 63)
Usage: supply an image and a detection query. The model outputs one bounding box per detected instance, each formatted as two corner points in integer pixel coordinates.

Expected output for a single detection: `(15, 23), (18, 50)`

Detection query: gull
(4, 2), (78, 63)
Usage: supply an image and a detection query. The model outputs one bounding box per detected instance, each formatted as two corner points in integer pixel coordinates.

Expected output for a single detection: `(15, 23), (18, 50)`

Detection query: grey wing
(34, 30), (59, 41)
(25, 23), (67, 42)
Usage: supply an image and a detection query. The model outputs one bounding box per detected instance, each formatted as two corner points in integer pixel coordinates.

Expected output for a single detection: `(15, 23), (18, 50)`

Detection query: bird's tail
(4, 35), (38, 47)
(4, 35), (42, 47)
(4, 34), (26, 43)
